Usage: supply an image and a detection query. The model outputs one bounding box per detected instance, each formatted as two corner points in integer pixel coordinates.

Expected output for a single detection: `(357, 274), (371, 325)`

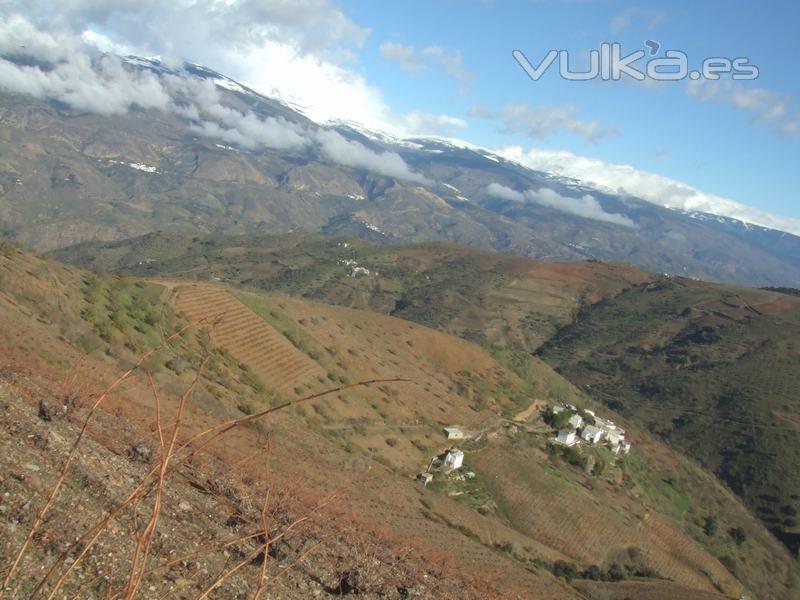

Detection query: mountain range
(1, 56), (800, 286)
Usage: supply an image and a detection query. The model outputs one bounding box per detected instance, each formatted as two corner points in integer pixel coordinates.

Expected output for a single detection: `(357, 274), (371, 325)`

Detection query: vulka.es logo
(513, 42), (759, 82)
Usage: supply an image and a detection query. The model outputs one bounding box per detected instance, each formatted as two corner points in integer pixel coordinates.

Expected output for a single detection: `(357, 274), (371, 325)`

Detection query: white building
(443, 426), (466, 440)
(444, 449), (464, 470)
(552, 405), (566, 415)
(606, 431), (624, 447)
(568, 413), (584, 430)
(581, 425), (604, 445)
(556, 430), (578, 447)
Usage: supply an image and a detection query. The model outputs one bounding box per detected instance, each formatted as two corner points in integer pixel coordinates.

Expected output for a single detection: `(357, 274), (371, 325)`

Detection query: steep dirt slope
(1, 245), (797, 598)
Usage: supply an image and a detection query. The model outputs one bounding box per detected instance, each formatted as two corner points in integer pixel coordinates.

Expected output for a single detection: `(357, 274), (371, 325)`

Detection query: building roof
(568, 414), (584, 427)
(581, 424), (604, 438)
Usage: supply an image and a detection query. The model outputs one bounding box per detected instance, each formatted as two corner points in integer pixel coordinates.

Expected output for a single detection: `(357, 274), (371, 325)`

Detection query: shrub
(581, 565), (605, 581)
(607, 563), (626, 582)
(552, 560), (578, 582)
(703, 515), (718, 536)
(561, 445), (586, 468)
(729, 527), (747, 546)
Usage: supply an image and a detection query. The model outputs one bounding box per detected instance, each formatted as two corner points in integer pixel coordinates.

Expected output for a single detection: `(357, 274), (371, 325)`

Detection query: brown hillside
(2, 246), (797, 598)
(174, 284), (326, 394)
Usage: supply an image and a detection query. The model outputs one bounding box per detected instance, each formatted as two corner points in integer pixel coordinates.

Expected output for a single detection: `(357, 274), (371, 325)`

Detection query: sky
(0, 0), (798, 231)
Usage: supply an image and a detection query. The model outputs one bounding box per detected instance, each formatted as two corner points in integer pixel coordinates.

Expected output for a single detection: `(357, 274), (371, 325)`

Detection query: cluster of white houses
(552, 405), (631, 456)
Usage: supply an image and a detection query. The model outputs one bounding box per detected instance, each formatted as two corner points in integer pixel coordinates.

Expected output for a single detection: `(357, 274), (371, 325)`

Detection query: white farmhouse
(581, 425), (604, 445)
(606, 431), (624, 447)
(444, 449), (464, 470)
(556, 430), (578, 447)
(443, 426), (466, 440)
(568, 413), (584, 430)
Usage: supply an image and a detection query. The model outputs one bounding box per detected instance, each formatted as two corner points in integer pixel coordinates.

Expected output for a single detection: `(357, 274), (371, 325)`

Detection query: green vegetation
(730, 527), (748, 546)
(430, 456), (494, 513)
(77, 273), (268, 416)
(703, 515), (718, 536)
(540, 277), (800, 553)
(54, 231), (621, 353)
(552, 546), (663, 584)
(51, 231), (800, 580)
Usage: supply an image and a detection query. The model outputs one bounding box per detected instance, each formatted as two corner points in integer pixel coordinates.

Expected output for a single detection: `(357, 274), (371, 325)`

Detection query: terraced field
(173, 284), (326, 394)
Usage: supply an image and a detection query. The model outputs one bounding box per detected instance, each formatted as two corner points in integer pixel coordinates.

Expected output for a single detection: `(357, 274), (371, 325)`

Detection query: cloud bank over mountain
(487, 183), (636, 228)
(497, 146), (800, 236)
(0, 16), (428, 183)
(0, 6), (798, 236)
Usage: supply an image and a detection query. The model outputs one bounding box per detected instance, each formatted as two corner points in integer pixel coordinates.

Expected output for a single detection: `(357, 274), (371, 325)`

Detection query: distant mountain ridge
(1, 54), (800, 285)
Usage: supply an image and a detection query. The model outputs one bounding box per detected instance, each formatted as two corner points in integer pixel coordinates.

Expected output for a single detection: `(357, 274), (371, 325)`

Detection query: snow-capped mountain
(1, 55), (800, 286)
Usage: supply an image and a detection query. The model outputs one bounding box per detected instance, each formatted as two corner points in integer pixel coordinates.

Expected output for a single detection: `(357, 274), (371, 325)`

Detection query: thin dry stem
(1, 320), (203, 599)
(253, 439), (272, 600)
(122, 356), (210, 599)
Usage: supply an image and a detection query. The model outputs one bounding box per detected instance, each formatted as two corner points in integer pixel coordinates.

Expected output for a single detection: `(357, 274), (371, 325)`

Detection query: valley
(2, 233), (794, 597)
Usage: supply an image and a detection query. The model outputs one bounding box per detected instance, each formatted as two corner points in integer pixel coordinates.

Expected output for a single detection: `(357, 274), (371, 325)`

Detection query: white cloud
(421, 46), (472, 83)
(497, 146), (800, 236)
(398, 111), (467, 135)
(15, 0), (369, 61)
(2, 5), (469, 139)
(165, 64), (313, 151)
(3, 2), (391, 132)
(474, 103), (617, 142)
(686, 80), (800, 139)
(0, 14), (80, 61)
(314, 129), (428, 183)
(0, 28), (171, 116)
(379, 41), (423, 73)
(487, 182), (635, 227)
(0, 16), (432, 183)
(379, 41), (473, 83)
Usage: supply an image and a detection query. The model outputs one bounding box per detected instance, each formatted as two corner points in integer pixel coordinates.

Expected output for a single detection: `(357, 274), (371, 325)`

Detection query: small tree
(607, 563), (626, 582)
(729, 527), (747, 546)
(552, 560), (578, 582)
(702, 515), (718, 536)
(581, 564), (605, 581)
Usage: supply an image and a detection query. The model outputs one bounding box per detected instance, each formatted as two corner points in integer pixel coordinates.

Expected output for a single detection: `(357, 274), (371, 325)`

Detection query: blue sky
(341, 1), (799, 219)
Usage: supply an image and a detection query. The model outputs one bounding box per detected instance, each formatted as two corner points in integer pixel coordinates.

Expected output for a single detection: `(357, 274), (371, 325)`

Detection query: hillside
(56, 231), (800, 568)
(538, 276), (800, 556)
(1, 56), (800, 287)
(54, 231), (654, 351)
(2, 243), (797, 597)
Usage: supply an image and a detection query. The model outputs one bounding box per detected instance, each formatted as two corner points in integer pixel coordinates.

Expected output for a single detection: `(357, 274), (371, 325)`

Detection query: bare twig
(253, 439), (272, 600)
(1, 320), (203, 599)
(122, 356), (210, 599)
